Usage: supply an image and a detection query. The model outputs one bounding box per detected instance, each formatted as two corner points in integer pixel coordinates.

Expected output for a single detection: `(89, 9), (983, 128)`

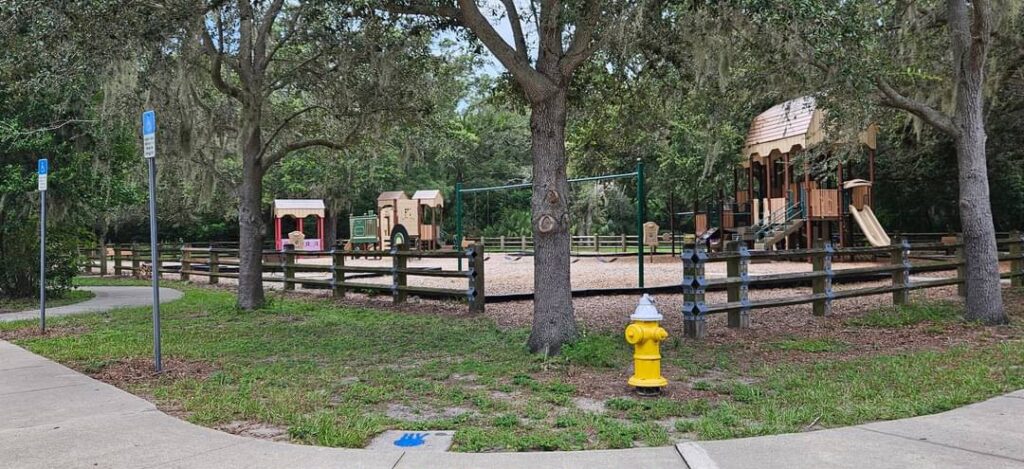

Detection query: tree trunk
(527, 90), (577, 355)
(949, 0), (1005, 324)
(954, 107), (1006, 324)
(324, 209), (338, 248)
(237, 119), (266, 310)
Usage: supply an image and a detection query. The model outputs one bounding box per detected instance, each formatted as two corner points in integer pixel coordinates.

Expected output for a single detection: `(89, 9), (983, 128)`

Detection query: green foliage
(0, 224), (84, 298)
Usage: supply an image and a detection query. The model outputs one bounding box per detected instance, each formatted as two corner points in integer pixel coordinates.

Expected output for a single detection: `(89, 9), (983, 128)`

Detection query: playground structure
(272, 199), (326, 251)
(718, 96), (885, 249)
(455, 161), (650, 286)
(369, 189), (445, 250)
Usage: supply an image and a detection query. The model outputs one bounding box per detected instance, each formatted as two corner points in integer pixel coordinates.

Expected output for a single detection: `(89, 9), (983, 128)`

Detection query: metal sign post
(38, 158), (48, 333)
(142, 110), (162, 372)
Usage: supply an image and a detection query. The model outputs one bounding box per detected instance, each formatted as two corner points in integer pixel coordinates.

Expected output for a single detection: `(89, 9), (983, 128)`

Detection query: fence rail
(80, 230), (1023, 329)
(81, 243), (485, 313)
(680, 230), (1024, 338)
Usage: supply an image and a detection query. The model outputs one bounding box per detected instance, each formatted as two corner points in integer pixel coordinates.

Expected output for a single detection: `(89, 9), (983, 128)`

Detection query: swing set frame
(454, 160), (648, 288)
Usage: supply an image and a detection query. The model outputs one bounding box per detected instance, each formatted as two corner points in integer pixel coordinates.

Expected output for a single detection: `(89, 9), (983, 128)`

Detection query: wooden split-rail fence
(80, 243), (485, 313)
(80, 231), (1023, 331)
(681, 231), (1024, 338)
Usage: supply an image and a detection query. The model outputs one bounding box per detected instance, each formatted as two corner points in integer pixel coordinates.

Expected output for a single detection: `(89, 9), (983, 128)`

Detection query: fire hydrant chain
(625, 294), (668, 395)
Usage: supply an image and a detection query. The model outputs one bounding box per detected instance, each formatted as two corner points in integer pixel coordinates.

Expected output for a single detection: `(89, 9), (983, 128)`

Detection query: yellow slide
(849, 204), (891, 247)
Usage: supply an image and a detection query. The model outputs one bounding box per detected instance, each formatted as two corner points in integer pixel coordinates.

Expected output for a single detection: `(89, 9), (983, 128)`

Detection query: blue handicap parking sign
(38, 159), (48, 175)
(142, 110), (156, 136)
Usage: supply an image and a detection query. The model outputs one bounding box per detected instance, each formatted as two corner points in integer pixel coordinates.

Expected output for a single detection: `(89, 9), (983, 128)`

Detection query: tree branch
(536, 0), (562, 67)
(257, 105), (327, 164)
(236, 0), (256, 90)
(254, 0), (285, 72)
(263, 3), (304, 68)
(560, 0), (601, 76)
(500, 0), (529, 61)
(262, 136), (354, 170)
(455, 0), (553, 100)
(875, 77), (957, 136)
(200, 19), (244, 102)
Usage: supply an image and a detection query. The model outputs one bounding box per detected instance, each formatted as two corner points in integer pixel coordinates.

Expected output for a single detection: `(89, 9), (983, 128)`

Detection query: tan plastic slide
(849, 204), (891, 247)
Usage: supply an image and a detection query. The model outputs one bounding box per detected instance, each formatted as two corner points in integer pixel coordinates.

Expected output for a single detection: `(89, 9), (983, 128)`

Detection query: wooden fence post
(812, 239), (834, 316)
(890, 237), (910, 305)
(1011, 230), (1022, 288)
(468, 243), (485, 313)
(520, 236), (527, 251)
(331, 248), (346, 298)
(180, 244), (191, 282)
(113, 245), (123, 276)
(131, 243), (140, 277)
(682, 242), (708, 338)
(726, 241), (750, 328)
(283, 245), (296, 291)
(621, 234), (627, 252)
(955, 234), (966, 298)
(392, 244), (407, 304)
(499, 236), (505, 251)
(208, 249), (219, 284)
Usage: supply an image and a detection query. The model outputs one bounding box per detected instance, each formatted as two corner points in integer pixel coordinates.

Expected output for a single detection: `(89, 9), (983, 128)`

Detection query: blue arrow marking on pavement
(38, 159), (48, 175)
(142, 110), (156, 136)
(393, 432), (428, 447)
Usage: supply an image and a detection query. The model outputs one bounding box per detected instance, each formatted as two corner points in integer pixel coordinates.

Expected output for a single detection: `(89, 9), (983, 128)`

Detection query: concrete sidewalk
(1, 340), (1022, 468)
(0, 286), (183, 322)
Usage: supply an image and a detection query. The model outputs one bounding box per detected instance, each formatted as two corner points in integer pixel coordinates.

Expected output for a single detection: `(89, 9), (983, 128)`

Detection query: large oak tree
(388, 0), (624, 354)
(747, 0), (1020, 324)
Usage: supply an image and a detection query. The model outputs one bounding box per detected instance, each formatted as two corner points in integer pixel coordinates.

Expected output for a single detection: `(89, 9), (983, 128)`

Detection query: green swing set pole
(636, 159), (645, 289)
(456, 181), (463, 271)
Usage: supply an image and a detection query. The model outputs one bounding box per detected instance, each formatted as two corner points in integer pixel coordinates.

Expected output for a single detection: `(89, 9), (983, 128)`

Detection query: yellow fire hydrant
(625, 294), (668, 394)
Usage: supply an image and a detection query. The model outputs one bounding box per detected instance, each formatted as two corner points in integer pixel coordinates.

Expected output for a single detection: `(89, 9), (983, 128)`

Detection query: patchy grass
(2, 279), (1022, 451)
(770, 337), (849, 353)
(561, 333), (631, 368)
(0, 289), (95, 314)
(74, 277), (153, 287)
(846, 302), (962, 328)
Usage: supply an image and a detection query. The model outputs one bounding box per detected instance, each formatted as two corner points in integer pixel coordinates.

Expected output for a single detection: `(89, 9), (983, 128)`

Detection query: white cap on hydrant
(631, 294), (663, 321)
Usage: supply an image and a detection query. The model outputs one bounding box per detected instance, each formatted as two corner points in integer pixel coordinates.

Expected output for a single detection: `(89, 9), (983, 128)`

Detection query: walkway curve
(0, 286), (183, 322)
(1, 285), (1023, 468)
(0, 340), (1022, 468)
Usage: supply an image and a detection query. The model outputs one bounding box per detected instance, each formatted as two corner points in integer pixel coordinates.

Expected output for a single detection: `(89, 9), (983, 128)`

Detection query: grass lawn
(1, 280), (1022, 452)
(0, 289), (95, 314)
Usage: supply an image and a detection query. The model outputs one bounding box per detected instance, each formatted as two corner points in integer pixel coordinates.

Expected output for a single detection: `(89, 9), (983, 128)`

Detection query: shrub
(0, 223), (82, 299)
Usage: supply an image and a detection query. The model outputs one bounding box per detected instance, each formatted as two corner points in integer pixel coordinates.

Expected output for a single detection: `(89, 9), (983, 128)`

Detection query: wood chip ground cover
(3, 278), (1022, 452)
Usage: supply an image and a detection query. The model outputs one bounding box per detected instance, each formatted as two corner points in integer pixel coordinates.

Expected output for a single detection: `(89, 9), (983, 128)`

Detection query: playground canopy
(273, 199), (325, 219)
(272, 199), (326, 250)
(412, 190), (444, 207)
(741, 96), (878, 166)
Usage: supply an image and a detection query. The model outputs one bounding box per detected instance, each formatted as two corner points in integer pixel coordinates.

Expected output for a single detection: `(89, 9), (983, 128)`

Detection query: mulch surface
(86, 357), (216, 386)
(0, 325), (90, 341)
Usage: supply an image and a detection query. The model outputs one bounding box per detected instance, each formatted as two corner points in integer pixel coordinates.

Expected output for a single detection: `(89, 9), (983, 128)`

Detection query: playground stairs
(754, 218), (805, 251)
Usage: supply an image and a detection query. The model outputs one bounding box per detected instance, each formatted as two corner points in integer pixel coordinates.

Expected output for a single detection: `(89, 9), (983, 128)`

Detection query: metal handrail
(755, 199), (805, 240)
